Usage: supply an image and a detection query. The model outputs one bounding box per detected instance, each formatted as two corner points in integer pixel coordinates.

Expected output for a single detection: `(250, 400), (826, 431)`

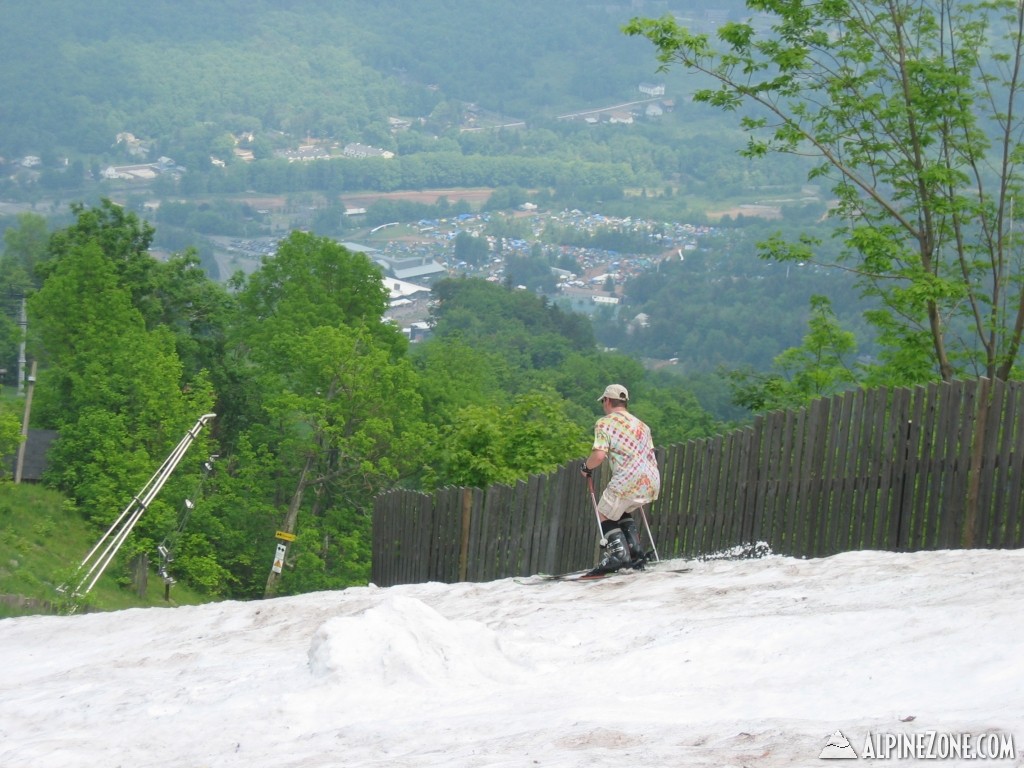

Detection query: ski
(539, 569), (618, 582)
(518, 564), (692, 583)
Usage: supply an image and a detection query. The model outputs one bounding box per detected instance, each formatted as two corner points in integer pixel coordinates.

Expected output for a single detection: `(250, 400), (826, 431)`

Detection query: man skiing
(580, 384), (661, 574)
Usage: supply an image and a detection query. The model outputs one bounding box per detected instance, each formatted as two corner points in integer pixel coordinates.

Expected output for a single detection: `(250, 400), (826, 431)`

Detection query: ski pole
(638, 504), (660, 562)
(587, 475), (608, 546)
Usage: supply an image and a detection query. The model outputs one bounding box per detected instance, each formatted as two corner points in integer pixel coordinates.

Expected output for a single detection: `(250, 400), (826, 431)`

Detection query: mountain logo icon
(819, 730), (858, 759)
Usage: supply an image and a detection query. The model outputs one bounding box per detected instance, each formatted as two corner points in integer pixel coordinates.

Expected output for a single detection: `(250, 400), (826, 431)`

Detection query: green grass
(0, 482), (208, 618)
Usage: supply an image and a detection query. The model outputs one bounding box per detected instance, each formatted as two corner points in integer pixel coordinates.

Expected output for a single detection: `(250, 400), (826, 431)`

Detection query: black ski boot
(588, 528), (631, 575)
(620, 517), (645, 567)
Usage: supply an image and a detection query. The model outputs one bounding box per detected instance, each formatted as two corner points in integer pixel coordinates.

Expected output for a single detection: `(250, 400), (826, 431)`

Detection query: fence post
(894, 416), (913, 549)
(962, 377), (992, 547)
(458, 487), (473, 582)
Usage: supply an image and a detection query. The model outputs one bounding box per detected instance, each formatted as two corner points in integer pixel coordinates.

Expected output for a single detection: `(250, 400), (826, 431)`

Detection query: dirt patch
(342, 187), (494, 207)
(225, 188), (494, 212)
(706, 204), (782, 221)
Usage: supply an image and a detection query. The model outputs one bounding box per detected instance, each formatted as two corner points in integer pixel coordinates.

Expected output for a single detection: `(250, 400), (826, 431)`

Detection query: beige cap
(598, 384), (629, 402)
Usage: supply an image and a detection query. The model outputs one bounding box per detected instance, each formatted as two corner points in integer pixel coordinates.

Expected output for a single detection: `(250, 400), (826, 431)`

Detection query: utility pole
(264, 454), (314, 599)
(14, 360), (36, 484)
(17, 296), (27, 396)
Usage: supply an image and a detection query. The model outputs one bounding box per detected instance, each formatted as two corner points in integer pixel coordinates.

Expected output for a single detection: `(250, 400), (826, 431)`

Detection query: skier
(580, 384), (661, 573)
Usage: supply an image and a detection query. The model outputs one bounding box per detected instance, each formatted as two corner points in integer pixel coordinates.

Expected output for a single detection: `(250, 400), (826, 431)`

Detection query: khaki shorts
(596, 489), (652, 521)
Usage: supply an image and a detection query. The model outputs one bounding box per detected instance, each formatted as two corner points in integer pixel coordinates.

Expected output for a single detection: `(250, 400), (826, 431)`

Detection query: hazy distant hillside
(0, 0), (857, 395)
(0, 0), (704, 159)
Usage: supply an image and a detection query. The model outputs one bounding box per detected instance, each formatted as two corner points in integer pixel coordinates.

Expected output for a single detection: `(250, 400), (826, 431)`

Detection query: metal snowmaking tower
(60, 413), (216, 607)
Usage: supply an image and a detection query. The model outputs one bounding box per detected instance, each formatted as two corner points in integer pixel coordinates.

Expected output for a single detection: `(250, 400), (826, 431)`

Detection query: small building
(342, 143), (395, 160)
(385, 278), (430, 304)
(3, 429), (57, 482)
(340, 241), (379, 257)
(373, 254), (447, 282)
(403, 321), (432, 343)
(101, 160), (174, 181)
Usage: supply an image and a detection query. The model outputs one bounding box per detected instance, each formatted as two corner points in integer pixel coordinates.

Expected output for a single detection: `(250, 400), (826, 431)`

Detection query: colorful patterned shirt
(592, 410), (660, 502)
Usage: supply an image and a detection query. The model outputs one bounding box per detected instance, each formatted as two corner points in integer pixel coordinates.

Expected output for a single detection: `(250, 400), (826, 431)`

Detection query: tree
(229, 231), (429, 596)
(147, 249), (235, 383)
(27, 206), (217, 588)
(630, 374), (722, 445)
(0, 214), (49, 377)
(249, 323), (429, 596)
(727, 295), (859, 413)
(2, 212), (49, 288)
(434, 391), (590, 488)
(0, 400), (22, 475)
(410, 339), (507, 426)
(236, 230), (390, 344)
(453, 231), (489, 266)
(626, 0), (1024, 383)
(184, 435), (280, 596)
(42, 200), (161, 325)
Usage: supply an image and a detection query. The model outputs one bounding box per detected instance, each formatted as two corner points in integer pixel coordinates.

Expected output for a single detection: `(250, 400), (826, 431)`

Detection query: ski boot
(620, 517), (647, 569)
(587, 528), (631, 576)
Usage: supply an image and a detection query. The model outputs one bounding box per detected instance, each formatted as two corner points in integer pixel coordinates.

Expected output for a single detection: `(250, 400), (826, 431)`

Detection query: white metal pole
(65, 413), (216, 600)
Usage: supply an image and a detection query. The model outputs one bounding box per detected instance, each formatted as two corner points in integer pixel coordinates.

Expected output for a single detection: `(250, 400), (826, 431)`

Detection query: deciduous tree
(229, 231), (430, 596)
(727, 295), (859, 412)
(28, 205), (217, 585)
(435, 391), (590, 489)
(626, 0), (1024, 383)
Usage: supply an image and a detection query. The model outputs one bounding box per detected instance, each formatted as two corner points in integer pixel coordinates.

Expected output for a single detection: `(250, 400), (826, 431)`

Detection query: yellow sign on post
(275, 531), (296, 541)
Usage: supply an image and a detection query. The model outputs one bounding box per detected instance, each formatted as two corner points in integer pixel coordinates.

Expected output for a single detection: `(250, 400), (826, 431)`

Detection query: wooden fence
(372, 378), (1024, 587)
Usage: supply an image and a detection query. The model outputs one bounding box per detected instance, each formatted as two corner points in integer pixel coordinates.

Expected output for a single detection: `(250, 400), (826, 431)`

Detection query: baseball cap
(598, 384), (629, 402)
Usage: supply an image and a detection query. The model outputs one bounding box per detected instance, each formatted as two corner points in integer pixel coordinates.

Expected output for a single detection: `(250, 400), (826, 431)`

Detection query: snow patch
(308, 594), (524, 687)
(4, 550), (1024, 768)
(699, 540), (773, 560)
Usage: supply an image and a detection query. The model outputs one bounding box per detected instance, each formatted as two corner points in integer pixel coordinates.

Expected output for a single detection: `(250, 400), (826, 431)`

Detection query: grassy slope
(0, 482), (207, 618)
